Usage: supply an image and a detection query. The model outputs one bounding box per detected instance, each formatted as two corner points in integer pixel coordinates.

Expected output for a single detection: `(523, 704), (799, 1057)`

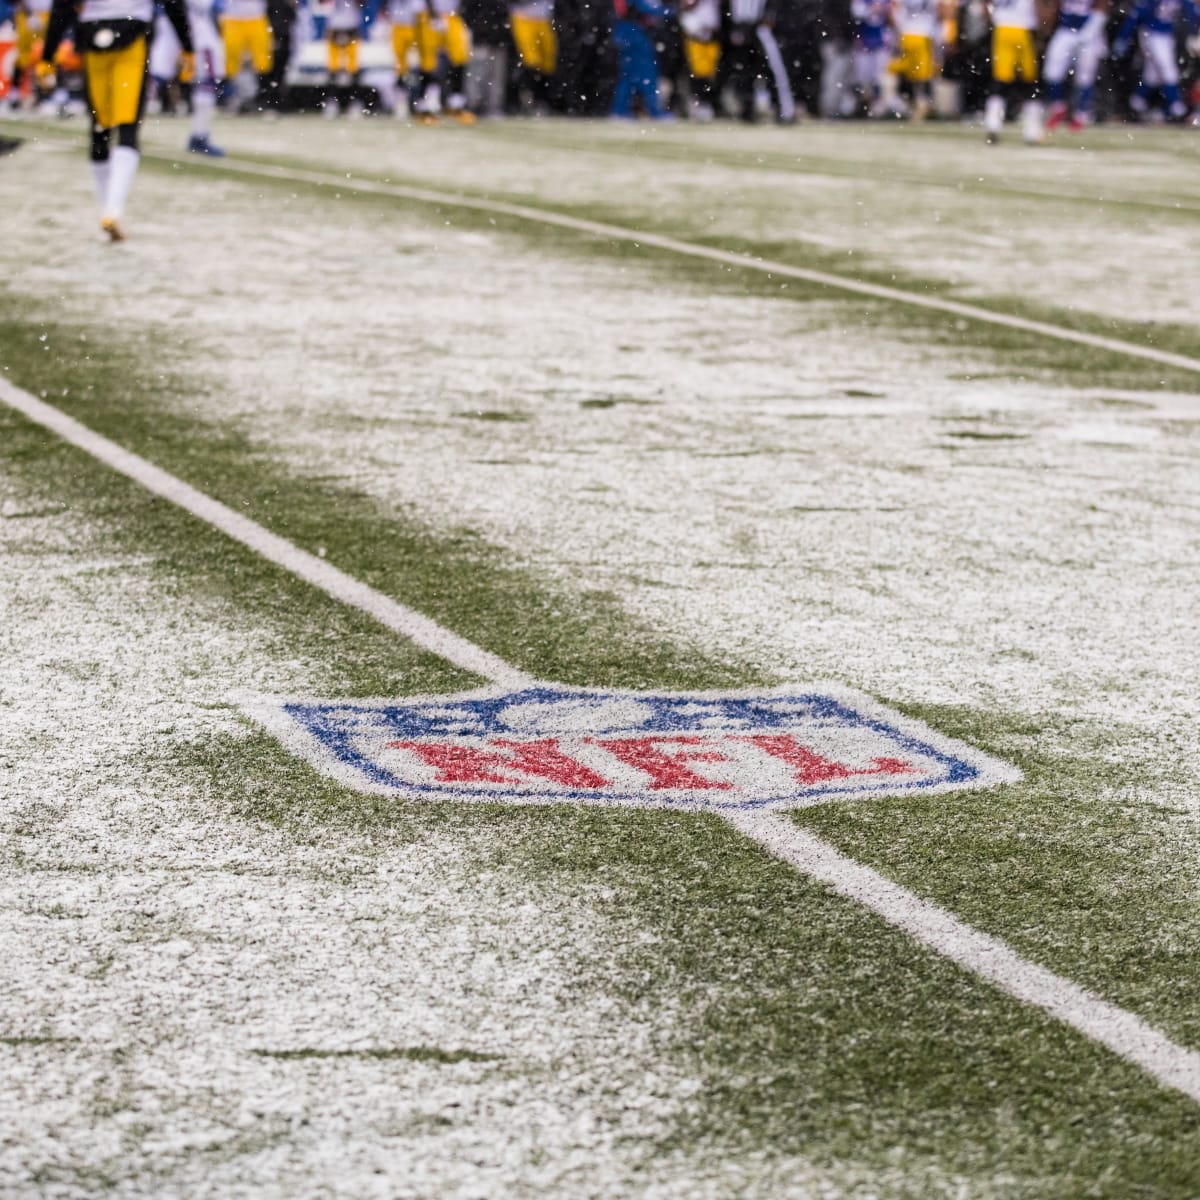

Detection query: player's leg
(633, 22), (662, 116)
(86, 36), (148, 238)
(1042, 27), (1072, 127)
(686, 37), (719, 118)
(221, 15), (243, 101)
(985, 26), (1014, 140)
(911, 34), (933, 118)
(251, 15), (273, 109)
(1016, 30), (1042, 141)
(413, 12), (441, 118)
(609, 20), (636, 116)
(188, 17), (225, 153)
(1131, 27), (1157, 115)
(147, 11), (180, 113)
(444, 14), (472, 119)
(510, 14), (536, 104)
(533, 18), (557, 106)
(393, 22), (415, 111)
(1071, 26), (1100, 126)
(1148, 29), (1184, 117)
(756, 22), (795, 122)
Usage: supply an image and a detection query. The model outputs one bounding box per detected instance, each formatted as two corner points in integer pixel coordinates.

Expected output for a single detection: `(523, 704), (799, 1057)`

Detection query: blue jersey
(852, 0), (891, 48)
(1119, 0), (1198, 36)
(1056, 0), (1097, 30)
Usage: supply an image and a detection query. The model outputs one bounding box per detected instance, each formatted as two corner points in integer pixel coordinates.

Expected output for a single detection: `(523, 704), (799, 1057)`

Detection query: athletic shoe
(187, 134), (225, 156)
(447, 109), (476, 125)
(1045, 103), (1068, 131)
(1067, 113), (1091, 131)
(100, 216), (125, 242)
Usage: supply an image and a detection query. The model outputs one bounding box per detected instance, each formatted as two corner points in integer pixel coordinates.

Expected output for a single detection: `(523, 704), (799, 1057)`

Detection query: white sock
(1022, 100), (1043, 142)
(105, 144), (139, 220)
(91, 159), (112, 209)
(191, 88), (215, 140)
(985, 94), (1005, 134)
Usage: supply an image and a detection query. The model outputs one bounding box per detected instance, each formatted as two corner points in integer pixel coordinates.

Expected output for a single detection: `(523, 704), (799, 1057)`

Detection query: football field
(3, 115), (1200, 1197)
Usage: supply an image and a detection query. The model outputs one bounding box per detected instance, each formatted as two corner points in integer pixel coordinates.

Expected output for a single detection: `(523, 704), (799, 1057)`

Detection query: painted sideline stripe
(0, 377), (534, 690)
(3, 372), (1199, 1107)
(727, 810), (1200, 1104)
(178, 152), (1200, 377)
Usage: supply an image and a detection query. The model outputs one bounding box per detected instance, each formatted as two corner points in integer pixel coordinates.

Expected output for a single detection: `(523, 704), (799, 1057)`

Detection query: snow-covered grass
(3, 117), (1200, 1198)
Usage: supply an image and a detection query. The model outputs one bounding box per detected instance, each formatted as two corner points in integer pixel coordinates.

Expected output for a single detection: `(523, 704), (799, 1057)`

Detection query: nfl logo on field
(251, 686), (1017, 810)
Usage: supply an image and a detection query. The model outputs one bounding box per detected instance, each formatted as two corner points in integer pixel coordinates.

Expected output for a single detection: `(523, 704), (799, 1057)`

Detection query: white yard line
(4, 371), (1200, 1107)
(725, 811), (1200, 1106)
(0, 378), (533, 691)
(175, 152), (1200, 377)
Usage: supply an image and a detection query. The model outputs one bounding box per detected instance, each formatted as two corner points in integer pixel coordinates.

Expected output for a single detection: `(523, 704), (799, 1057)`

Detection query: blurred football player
(42, 0), (193, 239)
(1114, 0), (1199, 120)
(13, 0), (55, 108)
(723, 0), (796, 123)
(389, 0), (419, 111)
(324, 0), (372, 114)
(509, 0), (556, 110)
(414, 0), (474, 120)
(221, 0), (271, 108)
(890, 0), (940, 118)
(679, 0), (719, 118)
(1043, 0), (1107, 128)
(984, 0), (1047, 142)
(852, 0), (892, 114)
(149, 0), (226, 152)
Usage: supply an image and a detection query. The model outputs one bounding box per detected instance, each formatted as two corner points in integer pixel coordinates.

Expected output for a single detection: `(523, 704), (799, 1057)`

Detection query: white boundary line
(0, 378), (533, 690)
(4, 378), (1200, 1107)
(167, 151), (1200, 377)
(725, 811), (1200, 1105)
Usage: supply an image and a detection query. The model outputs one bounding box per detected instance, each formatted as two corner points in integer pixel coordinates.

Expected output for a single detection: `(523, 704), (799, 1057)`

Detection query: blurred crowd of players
(4, 0), (1199, 151)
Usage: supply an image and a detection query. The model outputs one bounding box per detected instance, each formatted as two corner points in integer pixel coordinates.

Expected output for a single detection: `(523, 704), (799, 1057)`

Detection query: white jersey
(328, 0), (362, 31)
(79, 0), (154, 22)
(222, 0), (267, 18)
(680, 0), (720, 39)
(510, 0), (553, 17)
(992, 0), (1037, 28)
(895, 0), (939, 37)
(427, 0), (461, 15)
(25, 0), (53, 16)
(389, 0), (421, 23)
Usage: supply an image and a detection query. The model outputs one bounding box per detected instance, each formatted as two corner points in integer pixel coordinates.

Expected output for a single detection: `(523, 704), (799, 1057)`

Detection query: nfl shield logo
(248, 686), (1019, 811)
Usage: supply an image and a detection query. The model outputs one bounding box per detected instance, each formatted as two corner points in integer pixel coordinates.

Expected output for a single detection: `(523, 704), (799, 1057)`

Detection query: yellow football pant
(392, 23), (416, 71)
(16, 10), (48, 69)
(891, 33), (935, 83)
(992, 26), (1036, 84)
(223, 15), (272, 74)
(328, 37), (360, 74)
(415, 12), (470, 71)
(684, 37), (720, 81)
(86, 37), (147, 128)
(511, 15), (556, 74)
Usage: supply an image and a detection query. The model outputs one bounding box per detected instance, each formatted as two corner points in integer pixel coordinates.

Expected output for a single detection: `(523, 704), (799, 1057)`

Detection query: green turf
(5, 135), (1200, 1197)
(21, 122), (1200, 389)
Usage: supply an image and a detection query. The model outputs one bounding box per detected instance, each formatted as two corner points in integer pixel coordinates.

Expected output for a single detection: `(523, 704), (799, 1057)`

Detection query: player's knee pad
(90, 126), (111, 162)
(116, 122), (140, 151)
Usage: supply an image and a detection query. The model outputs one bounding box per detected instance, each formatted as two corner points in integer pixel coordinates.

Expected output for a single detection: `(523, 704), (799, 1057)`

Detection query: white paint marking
(3, 374), (1199, 1106)
(0, 377), (533, 690)
(170, 152), (1200, 377)
(726, 810), (1200, 1105)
